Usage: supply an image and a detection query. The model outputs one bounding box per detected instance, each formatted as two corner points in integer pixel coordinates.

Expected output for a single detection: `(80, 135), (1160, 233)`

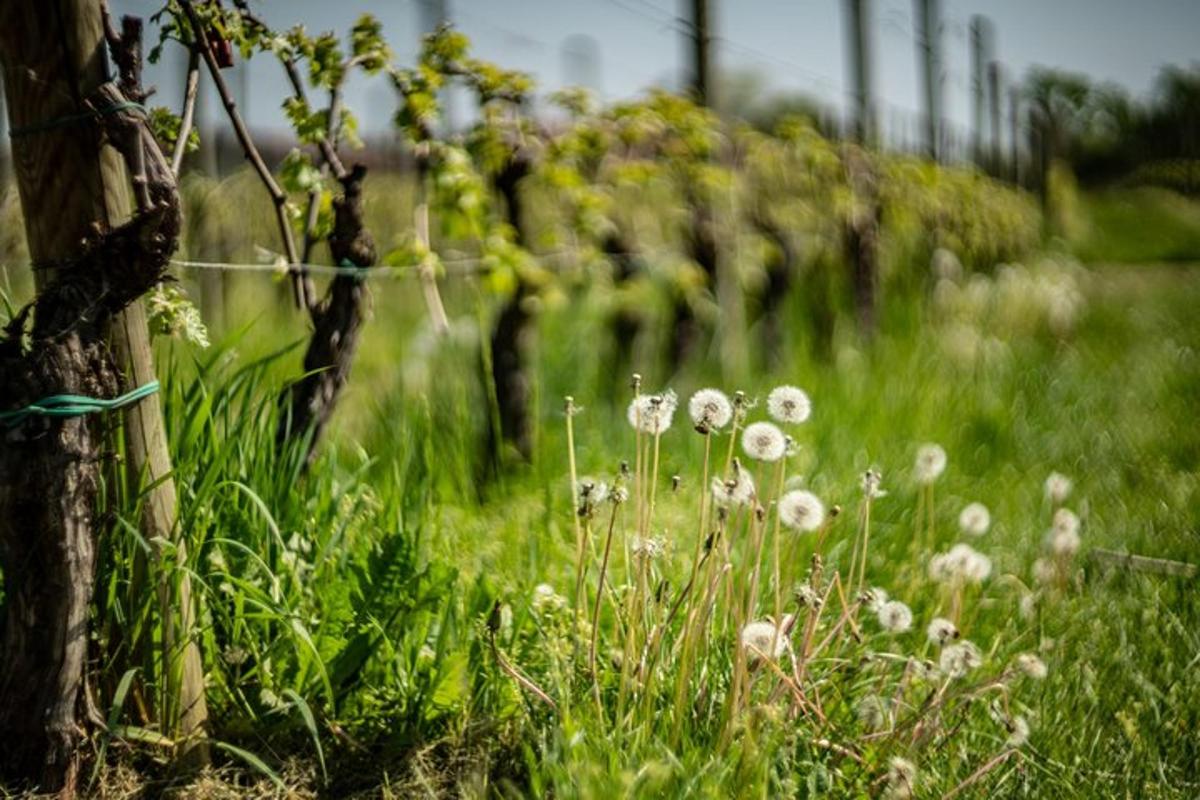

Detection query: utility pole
(969, 15), (991, 166)
(844, 0), (874, 144)
(914, 0), (941, 161)
(687, 0), (712, 106)
(987, 60), (1003, 175)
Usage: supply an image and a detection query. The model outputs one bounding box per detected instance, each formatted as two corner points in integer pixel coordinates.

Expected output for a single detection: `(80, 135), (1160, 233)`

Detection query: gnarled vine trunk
(488, 151), (536, 462)
(749, 206), (797, 370)
(277, 165), (377, 464)
(843, 146), (881, 337)
(670, 187), (717, 371)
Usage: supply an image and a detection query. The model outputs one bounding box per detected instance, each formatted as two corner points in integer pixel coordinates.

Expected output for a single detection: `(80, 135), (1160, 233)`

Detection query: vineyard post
(1009, 85), (1022, 184)
(0, 0), (201, 789)
(688, 0), (712, 106)
(969, 15), (991, 166)
(914, 0), (941, 162)
(844, 0), (874, 146)
(988, 60), (1003, 176)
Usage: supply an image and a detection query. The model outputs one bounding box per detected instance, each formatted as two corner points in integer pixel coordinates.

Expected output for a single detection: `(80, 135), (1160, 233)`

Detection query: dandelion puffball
(861, 468), (886, 498)
(711, 464), (755, 508)
(778, 490), (826, 532)
(1006, 715), (1031, 747)
(1051, 528), (1081, 557)
(740, 619), (789, 660)
(626, 389), (677, 434)
(914, 443), (947, 484)
(885, 757), (917, 799)
(766, 385), (811, 425)
(1044, 471), (1073, 505)
(958, 502), (991, 536)
(742, 421), (787, 462)
(939, 640), (982, 677)
(926, 617), (959, 646)
(1016, 652), (1048, 680)
(688, 388), (732, 432)
(1052, 507), (1080, 536)
(877, 600), (913, 633)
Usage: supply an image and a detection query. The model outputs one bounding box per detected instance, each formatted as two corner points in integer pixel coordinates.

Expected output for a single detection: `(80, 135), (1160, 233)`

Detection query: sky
(111, 0), (1200, 141)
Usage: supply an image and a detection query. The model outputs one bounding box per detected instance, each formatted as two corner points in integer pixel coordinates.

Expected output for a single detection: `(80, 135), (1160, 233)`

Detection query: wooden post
(969, 15), (991, 166)
(914, 0), (941, 161)
(687, 0), (712, 106)
(988, 60), (1003, 175)
(844, 0), (874, 145)
(0, 1), (208, 780)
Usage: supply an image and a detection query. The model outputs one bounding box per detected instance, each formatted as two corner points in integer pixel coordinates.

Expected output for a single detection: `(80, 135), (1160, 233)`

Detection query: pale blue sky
(113, 0), (1200, 138)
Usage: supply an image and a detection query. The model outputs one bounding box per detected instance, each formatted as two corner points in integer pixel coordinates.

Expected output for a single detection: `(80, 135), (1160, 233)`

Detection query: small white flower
(877, 600), (913, 633)
(958, 502), (991, 536)
(926, 617), (959, 646)
(932, 543), (991, 584)
(939, 640), (982, 677)
(861, 468), (887, 498)
(627, 389), (678, 434)
(778, 490), (826, 532)
(1019, 592), (1038, 619)
(688, 388), (732, 432)
(927, 553), (952, 582)
(742, 421), (787, 462)
(740, 619), (789, 660)
(766, 385), (812, 425)
(1044, 471), (1072, 505)
(1006, 715), (1030, 747)
(532, 583), (567, 613)
(1015, 652), (1048, 680)
(914, 444), (947, 484)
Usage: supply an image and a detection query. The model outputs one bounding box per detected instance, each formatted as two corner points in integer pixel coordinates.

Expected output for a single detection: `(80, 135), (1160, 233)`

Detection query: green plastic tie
(8, 101), (147, 140)
(0, 380), (160, 428)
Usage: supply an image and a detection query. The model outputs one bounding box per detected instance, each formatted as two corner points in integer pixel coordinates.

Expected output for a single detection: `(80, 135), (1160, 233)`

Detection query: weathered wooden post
(0, 4), (208, 791)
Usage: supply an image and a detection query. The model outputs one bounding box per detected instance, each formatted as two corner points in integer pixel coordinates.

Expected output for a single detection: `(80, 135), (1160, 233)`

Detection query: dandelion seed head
(1032, 557), (1057, 585)
(1006, 715), (1031, 747)
(877, 600), (914, 633)
(1019, 592), (1038, 619)
(778, 490), (826, 532)
(766, 385), (812, 425)
(739, 620), (788, 660)
(575, 477), (609, 517)
(958, 502), (991, 537)
(856, 694), (889, 730)
(885, 757), (917, 799)
(688, 388), (733, 433)
(711, 464), (755, 508)
(742, 421), (787, 462)
(926, 617), (959, 646)
(631, 536), (667, 560)
(1052, 507), (1080, 537)
(795, 584), (823, 609)
(1044, 471), (1072, 505)
(862, 587), (889, 613)
(939, 640), (982, 678)
(626, 389), (678, 434)
(861, 468), (887, 498)
(1016, 652), (1048, 680)
(914, 443), (947, 484)
(1051, 527), (1081, 557)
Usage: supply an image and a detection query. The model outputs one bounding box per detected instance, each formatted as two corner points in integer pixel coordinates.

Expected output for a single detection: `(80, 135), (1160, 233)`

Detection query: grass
(2, 174), (1199, 796)
(1069, 186), (1200, 264)
(74, 251), (1199, 797)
